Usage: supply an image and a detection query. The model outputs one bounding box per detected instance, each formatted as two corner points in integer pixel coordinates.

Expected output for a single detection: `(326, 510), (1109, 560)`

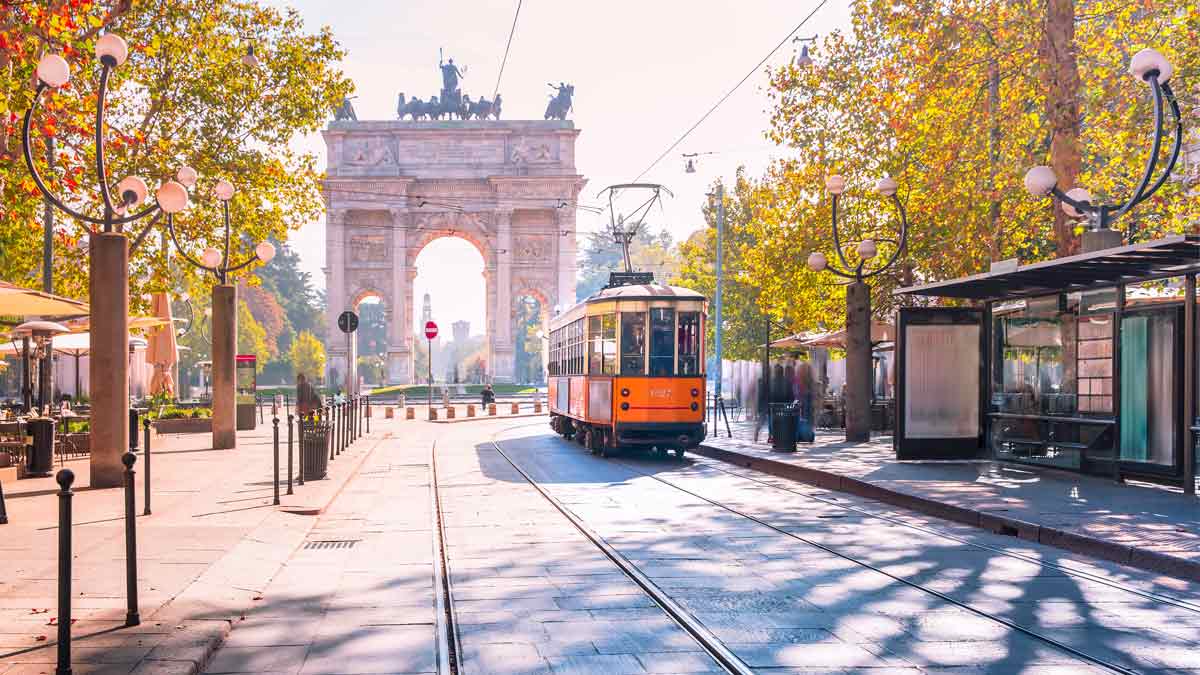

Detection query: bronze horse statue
(544, 83), (573, 121)
(398, 91), (501, 120)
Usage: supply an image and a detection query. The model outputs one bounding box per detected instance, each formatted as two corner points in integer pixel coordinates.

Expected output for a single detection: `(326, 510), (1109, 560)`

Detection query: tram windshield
(649, 308), (675, 376)
(621, 312), (646, 375)
(678, 312), (701, 375)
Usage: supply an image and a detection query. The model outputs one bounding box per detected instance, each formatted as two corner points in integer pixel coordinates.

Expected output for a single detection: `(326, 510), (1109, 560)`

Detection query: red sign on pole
(424, 320), (439, 340)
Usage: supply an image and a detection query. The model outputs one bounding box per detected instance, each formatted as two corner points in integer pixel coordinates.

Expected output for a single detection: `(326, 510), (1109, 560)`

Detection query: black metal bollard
(122, 452), (140, 627)
(332, 403), (340, 456)
(365, 395), (370, 434)
(353, 396), (359, 441)
(272, 415), (280, 506)
(297, 413), (306, 487)
(0, 479), (8, 525)
(142, 418), (151, 516)
(55, 468), (74, 675)
(286, 413), (294, 495)
(258, 396), (264, 424)
(327, 406), (335, 461)
(128, 408), (139, 451)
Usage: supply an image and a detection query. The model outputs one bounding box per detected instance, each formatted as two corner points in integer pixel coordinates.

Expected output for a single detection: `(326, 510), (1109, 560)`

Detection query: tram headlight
(620, 402), (630, 411)
(690, 388), (699, 397)
(621, 388), (630, 397)
(690, 402), (699, 411)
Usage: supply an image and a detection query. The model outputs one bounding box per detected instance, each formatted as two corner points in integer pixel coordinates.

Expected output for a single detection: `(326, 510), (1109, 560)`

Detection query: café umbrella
(146, 292), (178, 397)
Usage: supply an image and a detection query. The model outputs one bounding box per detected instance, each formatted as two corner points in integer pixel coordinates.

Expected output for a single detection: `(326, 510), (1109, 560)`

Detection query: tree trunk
(1039, 0), (1082, 257)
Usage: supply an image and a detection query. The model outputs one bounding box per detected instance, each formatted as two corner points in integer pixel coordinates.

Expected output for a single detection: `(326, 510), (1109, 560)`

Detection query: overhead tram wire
(629, 0), (829, 184)
(492, 0), (524, 102)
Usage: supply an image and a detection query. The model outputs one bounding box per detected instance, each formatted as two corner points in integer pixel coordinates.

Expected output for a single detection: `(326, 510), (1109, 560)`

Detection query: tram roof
(586, 283), (707, 302)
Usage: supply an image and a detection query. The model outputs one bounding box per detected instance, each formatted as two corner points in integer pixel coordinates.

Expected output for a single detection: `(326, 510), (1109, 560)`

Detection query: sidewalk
(698, 421), (1200, 582)
(0, 411), (389, 675)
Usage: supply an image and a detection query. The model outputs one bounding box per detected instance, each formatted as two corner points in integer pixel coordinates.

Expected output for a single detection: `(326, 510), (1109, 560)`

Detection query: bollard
(122, 452), (140, 627)
(286, 413), (294, 495)
(272, 415), (280, 506)
(489, 403), (497, 416)
(0, 479), (8, 524)
(406, 407), (414, 420)
(258, 396), (264, 424)
(534, 401), (542, 414)
(429, 407), (438, 421)
(511, 402), (519, 415)
(327, 406), (335, 461)
(142, 418), (151, 516)
(446, 406), (456, 420)
(386, 406), (394, 419)
(285, 393), (290, 417)
(467, 404), (476, 417)
(297, 413), (306, 487)
(365, 396), (370, 433)
(129, 407), (139, 451)
(55, 468), (74, 675)
(332, 402), (340, 456)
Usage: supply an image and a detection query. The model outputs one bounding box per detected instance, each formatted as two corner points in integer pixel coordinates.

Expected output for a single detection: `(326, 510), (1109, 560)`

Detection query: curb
(694, 443), (1200, 583)
(430, 411), (548, 424)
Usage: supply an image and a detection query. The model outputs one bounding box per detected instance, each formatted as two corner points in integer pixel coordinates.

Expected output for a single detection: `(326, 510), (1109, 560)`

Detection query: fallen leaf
(35, 635), (46, 641)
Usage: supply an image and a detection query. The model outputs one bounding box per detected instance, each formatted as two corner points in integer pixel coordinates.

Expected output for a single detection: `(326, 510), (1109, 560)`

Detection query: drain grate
(303, 539), (360, 550)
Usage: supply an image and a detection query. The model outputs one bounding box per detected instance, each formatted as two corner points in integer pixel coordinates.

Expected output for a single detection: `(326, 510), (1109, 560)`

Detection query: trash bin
(769, 403), (798, 452)
(26, 417), (54, 476)
(302, 416), (330, 480)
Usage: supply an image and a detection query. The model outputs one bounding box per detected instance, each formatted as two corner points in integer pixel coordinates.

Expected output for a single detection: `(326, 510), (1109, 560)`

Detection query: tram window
(601, 314), (617, 374)
(649, 308), (676, 376)
(678, 312), (700, 375)
(621, 312), (646, 375)
(588, 317), (602, 374)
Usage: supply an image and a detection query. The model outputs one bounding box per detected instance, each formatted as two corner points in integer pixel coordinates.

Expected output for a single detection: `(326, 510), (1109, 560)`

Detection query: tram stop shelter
(893, 235), (1199, 494)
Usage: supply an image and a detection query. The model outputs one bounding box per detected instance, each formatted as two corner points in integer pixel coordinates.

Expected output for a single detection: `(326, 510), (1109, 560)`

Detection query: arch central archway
(412, 236), (487, 384)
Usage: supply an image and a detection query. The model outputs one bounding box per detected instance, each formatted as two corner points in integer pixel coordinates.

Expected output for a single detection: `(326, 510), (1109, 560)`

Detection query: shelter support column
(1112, 284), (1125, 483)
(1184, 274), (1195, 496)
(492, 210), (515, 383)
(844, 281), (872, 443)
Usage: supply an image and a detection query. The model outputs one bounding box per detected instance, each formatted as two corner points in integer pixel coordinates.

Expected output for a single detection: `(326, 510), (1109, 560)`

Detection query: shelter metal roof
(895, 235), (1200, 301)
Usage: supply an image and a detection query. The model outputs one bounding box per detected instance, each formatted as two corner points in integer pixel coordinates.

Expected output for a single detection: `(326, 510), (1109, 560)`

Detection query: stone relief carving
(515, 236), (551, 261)
(349, 234), (389, 263)
(412, 210), (492, 234)
(344, 137), (397, 167)
(509, 136), (556, 164)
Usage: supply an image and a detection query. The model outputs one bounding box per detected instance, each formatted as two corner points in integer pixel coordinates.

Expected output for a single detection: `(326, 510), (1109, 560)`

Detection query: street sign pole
(424, 321), (439, 412)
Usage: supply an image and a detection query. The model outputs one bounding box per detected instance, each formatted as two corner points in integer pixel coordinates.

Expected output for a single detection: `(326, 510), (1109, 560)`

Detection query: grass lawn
(367, 383), (538, 397)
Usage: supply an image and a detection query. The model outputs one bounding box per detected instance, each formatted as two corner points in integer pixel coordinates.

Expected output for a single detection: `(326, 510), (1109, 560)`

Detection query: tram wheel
(673, 448), (686, 461)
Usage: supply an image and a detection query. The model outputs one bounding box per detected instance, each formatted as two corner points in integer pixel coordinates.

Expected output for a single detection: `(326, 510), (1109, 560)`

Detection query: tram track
(430, 440), (463, 675)
(486, 420), (1183, 674)
(691, 458), (1200, 616)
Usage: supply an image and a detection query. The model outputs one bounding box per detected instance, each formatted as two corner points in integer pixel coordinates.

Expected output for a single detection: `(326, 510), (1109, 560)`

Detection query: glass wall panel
(649, 308), (675, 376)
(621, 312), (646, 375)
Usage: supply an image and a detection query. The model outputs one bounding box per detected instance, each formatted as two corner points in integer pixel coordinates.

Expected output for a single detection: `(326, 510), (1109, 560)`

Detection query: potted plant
(150, 405), (213, 434)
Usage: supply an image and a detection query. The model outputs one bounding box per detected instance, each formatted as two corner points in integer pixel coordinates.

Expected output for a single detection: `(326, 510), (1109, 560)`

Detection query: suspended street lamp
(807, 175), (908, 442)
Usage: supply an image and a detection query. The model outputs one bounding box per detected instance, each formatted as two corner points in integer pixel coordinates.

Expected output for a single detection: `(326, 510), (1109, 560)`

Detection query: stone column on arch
(491, 210), (515, 383)
(325, 208), (348, 387)
(556, 207), (578, 308)
(387, 209), (412, 384)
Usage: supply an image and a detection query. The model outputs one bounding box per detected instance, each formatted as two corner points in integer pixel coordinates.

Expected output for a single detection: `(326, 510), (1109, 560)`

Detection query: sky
(270, 0), (853, 335)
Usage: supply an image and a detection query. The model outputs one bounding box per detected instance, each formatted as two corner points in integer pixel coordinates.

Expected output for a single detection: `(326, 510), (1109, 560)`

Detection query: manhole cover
(303, 540), (360, 550)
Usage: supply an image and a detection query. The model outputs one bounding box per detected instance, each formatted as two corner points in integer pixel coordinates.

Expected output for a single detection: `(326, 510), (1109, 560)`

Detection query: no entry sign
(424, 320), (439, 340)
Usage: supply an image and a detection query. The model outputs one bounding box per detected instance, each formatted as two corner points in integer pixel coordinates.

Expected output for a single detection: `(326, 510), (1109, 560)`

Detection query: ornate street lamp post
(22, 36), (190, 487)
(163, 177), (275, 449)
(807, 176), (908, 443)
(1022, 48), (1182, 247)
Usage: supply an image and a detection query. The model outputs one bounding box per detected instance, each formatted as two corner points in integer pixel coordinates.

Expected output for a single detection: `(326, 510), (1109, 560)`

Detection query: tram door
(895, 307), (987, 459)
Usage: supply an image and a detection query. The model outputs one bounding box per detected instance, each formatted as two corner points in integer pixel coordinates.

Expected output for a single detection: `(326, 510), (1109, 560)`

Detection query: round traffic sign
(337, 310), (359, 334)
(424, 320), (439, 340)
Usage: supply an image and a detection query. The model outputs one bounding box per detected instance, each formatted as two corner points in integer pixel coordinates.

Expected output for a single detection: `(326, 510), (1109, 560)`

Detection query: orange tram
(547, 274), (707, 459)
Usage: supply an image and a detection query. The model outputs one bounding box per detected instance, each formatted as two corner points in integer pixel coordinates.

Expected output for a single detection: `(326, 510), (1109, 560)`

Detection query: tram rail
(430, 441), (462, 675)
(488, 420), (1180, 674)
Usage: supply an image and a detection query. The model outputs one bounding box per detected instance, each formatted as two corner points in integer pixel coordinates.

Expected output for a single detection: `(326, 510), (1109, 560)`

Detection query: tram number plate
(649, 388), (671, 400)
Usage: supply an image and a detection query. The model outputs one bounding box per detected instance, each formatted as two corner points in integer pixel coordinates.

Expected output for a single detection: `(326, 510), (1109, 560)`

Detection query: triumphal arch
(321, 119), (585, 384)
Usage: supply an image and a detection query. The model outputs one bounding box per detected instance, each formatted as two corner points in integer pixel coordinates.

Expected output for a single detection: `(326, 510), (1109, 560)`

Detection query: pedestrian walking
(481, 383), (495, 406)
